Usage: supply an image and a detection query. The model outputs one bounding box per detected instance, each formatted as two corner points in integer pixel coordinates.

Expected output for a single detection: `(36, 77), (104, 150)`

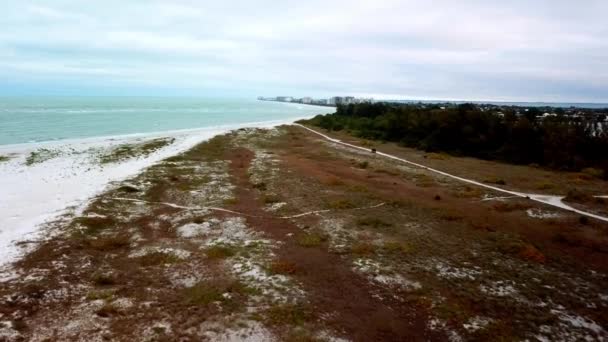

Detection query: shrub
(223, 198), (239, 205)
(265, 304), (313, 326)
(86, 290), (114, 301)
(492, 202), (531, 212)
(581, 167), (604, 179)
(382, 241), (411, 254)
(253, 182), (267, 191)
(425, 152), (449, 160)
(356, 161), (369, 169)
(326, 199), (355, 210)
(92, 273), (117, 286)
(563, 189), (594, 203)
(139, 251), (181, 266)
(73, 216), (117, 235)
(96, 304), (119, 317)
(182, 279), (254, 307)
(350, 242), (375, 255)
(88, 235), (130, 251)
(483, 177), (507, 185)
(324, 176), (344, 186)
(518, 244), (546, 263)
(263, 194), (281, 204)
(356, 217), (392, 229)
(205, 245), (236, 259)
(296, 232), (326, 247)
(269, 260), (297, 275)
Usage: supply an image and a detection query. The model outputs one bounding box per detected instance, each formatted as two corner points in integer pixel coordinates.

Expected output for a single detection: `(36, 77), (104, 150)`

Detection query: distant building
(302, 97), (312, 104)
(276, 96), (293, 102)
(329, 96), (344, 105)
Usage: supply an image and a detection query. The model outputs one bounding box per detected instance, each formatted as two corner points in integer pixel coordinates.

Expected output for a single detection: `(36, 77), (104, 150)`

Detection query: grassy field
(0, 125), (606, 341)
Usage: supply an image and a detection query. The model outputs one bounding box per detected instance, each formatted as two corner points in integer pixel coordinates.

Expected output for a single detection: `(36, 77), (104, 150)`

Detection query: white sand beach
(0, 118), (307, 266)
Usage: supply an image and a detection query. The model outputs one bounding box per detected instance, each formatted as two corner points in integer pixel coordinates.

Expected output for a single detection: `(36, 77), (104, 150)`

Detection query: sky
(1, 1), (607, 102)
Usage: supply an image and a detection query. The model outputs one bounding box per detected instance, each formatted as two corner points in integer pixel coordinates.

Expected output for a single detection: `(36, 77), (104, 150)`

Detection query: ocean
(0, 97), (332, 146)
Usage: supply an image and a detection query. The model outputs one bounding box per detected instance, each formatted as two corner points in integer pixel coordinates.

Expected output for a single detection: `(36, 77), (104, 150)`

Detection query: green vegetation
(91, 273), (117, 286)
(139, 251), (181, 266)
(87, 235), (131, 251)
(86, 290), (114, 301)
(350, 242), (376, 256)
(0, 155), (10, 162)
(296, 231), (326, 247)
(265, 303), (313, 326)
(96, 304), (120, 317)
(182, 279), (256, 307)
(326, 199), (355, 209)
(26, 148), (61, 166)
(356, 216), (392, 229)
(204, 244), (237, 259)
(98, 138), (174, 164)
(382, 241), (412, 254)
(301, 103), (608, 175)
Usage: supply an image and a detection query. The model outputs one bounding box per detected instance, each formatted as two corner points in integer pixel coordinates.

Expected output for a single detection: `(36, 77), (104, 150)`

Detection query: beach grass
(98, 137), (175, 164)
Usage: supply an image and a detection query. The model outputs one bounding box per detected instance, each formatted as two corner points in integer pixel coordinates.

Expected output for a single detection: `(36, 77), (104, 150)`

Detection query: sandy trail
(109, 196), (385, 219)
(294, 123), (608, 223)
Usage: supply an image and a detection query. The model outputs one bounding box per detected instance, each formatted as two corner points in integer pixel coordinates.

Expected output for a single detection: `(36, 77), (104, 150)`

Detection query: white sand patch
(536, 309), (608, 341)
(427, 318), (464, 342)
(204, 217), (262, 246)
(479, 281), (518, 297)
(552, 310), (605, 335)
(266, 202), (287, 211)
(197, 319), (276, 342)
(28, 300), (110, 342)
(353, 258), (421, 290)
(167, 266), (211, 288)
(176, 221), (214, 238)
(463, 316), (492, 332)
(316, 330), (351, 342)
(111, 297), (134, 310)
(0, 267), (19, 283)
(231, 258), (303, 302)
(435, 262), (482, 281)
(318, 218), (351, 252)
(128, 247), (191, 260)
(0, 321), (21, 340)
(481, 195), (519, 202)
(526, 208), (562, 219)
(141, 321), (173, 341)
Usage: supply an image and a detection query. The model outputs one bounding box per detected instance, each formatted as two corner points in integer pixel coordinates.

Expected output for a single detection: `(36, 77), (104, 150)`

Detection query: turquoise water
(0, 97), (334, 146)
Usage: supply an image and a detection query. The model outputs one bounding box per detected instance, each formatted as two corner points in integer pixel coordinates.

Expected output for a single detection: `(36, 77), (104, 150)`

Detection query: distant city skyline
(1, 1), (607, 102)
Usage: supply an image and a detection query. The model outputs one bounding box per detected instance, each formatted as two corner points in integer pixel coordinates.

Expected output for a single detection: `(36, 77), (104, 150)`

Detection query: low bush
(296, 231), (326, 247)
(269, 260), (297, 275)
(205, 245), (236, 259)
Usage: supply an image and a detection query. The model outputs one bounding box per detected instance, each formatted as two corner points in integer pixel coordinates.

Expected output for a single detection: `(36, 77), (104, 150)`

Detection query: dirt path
(225, 147), (444, 341)
(294, 123), (608, 223)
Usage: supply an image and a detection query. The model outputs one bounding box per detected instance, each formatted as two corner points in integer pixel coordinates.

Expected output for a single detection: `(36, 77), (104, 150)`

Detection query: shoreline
(0, 115), (321, 267)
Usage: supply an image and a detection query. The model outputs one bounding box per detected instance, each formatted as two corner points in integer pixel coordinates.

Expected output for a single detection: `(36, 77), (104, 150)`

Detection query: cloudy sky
(1, 1), (607, 102)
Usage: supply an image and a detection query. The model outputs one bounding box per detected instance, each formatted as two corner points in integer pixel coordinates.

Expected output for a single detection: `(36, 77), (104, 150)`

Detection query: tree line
(301, 102), (608, 177)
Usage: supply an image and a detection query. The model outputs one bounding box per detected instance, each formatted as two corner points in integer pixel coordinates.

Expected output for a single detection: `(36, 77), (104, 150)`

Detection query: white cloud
(0, 0), (606, 101)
